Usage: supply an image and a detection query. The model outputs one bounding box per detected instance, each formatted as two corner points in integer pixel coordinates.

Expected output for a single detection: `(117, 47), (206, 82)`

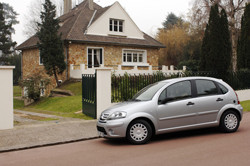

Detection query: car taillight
(234, 91), (240, 104)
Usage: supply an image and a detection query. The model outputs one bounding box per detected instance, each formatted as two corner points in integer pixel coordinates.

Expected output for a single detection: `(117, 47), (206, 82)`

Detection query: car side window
(218, 83), (228, 94)
(159, 81), (192, 103)
(196, 80), (218, 96)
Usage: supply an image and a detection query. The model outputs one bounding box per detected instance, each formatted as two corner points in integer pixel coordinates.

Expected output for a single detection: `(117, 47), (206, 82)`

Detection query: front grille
(97, 126), (107, 135)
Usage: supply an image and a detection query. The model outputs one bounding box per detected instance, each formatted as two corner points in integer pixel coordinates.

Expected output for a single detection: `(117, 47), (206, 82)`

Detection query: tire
(219, 110), (240, 133)
(126, 119), (152, 145)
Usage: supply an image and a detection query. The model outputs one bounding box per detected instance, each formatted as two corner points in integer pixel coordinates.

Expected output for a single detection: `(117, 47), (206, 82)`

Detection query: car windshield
(132, 82), (166, 101)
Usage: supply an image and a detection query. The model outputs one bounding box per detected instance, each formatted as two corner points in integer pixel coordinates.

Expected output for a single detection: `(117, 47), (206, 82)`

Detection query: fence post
(0, 66), (15, 130)
(96, 68), (112, 119)
(80, 64), (85, 71)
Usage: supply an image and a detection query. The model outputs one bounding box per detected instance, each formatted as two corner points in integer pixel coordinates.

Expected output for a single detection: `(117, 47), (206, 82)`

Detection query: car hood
(102, 101), (148, 114)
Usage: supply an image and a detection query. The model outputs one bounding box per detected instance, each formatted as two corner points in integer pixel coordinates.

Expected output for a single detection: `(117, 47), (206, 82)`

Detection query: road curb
(0, 136), (100, 153)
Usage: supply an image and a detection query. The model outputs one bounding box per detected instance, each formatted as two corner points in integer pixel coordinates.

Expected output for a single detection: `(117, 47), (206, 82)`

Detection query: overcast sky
(0, 0), (192, 45)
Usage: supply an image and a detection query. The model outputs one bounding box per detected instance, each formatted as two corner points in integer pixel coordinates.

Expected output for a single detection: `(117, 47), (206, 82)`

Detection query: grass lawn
(241, 100), (250, 112)
(13, 86), (22, 97)
(14, 99), (24, 109)
(13, 82), (92, 120)
(59, 81), (82, 96)
(26, 96), (92, 119)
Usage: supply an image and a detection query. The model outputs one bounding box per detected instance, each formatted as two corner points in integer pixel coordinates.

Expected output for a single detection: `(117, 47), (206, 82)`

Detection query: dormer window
(109, 19), (123, 32)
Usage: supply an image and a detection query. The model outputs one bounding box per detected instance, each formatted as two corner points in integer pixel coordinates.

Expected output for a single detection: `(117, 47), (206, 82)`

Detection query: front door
(88, 48), (103, 68)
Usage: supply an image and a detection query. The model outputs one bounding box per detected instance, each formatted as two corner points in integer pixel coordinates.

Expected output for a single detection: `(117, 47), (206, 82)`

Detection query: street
(1, 112), (250, 166)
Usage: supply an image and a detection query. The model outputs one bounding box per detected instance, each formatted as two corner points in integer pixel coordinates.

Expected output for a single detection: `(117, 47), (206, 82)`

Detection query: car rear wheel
(126, 119), (152, 145)
(219, 110), (240, 133)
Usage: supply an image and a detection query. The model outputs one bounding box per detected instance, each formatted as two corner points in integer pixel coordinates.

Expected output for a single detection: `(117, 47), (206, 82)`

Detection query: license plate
(98, 132), (104, 137)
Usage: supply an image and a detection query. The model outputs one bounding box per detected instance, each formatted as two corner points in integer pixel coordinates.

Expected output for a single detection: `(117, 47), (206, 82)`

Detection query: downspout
(65, 42), (69, 80)
(19, 50), (23, 80)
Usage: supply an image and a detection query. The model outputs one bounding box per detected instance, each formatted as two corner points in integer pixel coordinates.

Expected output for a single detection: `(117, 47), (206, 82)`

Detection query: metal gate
(82, 73), (97, 119)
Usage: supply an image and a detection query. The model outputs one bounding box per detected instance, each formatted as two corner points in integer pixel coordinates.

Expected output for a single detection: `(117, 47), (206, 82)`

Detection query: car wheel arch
(127, 117), (156, 136)
(220, 108), (242, 122)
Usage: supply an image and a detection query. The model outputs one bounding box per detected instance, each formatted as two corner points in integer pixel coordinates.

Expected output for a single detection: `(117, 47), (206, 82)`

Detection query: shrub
(20, 74), (50, 101)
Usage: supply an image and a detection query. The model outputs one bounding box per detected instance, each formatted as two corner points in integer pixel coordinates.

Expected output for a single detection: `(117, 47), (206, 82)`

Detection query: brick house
(16, 0), (164, 95)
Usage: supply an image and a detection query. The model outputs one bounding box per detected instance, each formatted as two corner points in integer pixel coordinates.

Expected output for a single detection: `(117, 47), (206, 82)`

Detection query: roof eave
(66, 39), (165, 49)
(16, 45), (38, 51)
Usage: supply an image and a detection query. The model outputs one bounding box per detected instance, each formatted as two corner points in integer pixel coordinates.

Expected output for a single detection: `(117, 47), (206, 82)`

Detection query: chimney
(64, 0), (72, 14)
(89, 0), (94, 10)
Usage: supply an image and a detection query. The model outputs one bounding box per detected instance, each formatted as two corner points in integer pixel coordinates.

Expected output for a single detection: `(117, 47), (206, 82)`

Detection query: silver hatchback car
(97, 77), (243, 144)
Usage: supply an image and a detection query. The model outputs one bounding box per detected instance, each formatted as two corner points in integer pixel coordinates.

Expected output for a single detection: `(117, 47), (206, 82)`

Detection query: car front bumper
(97, 119), (128, 138)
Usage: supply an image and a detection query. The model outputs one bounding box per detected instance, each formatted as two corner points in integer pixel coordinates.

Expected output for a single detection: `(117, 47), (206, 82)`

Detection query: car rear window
(218, 83), (228, 94)
(196, 80), (218, 96)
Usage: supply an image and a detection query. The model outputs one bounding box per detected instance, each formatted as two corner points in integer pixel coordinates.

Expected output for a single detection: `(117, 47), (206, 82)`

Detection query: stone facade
(22, 49), (67, 96)
(67, 43), (159, 70)
(21, 43), (160, 95)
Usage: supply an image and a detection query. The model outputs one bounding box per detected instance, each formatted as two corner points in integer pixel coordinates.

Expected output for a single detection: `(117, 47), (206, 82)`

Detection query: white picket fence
(70, 64), (186, 79)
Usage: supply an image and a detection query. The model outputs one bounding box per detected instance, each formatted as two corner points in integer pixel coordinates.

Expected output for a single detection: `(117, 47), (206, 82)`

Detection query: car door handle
(216, 98), (223, 102)
(187, 102), (195, 106)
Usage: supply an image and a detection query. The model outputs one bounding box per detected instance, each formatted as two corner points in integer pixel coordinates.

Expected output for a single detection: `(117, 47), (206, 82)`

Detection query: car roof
(160, 76), (222, 84)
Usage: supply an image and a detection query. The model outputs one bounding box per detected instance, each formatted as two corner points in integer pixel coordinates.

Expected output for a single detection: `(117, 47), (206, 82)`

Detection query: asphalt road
(1, 112), (250, 166)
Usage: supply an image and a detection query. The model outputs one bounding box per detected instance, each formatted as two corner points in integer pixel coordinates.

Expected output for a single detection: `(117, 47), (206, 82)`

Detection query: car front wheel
(126, 119), (152, 145)
(220, 110), (240, 133)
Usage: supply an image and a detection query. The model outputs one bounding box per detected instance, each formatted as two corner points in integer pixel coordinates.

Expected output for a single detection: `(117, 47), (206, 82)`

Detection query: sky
(0, 0), (192, 45)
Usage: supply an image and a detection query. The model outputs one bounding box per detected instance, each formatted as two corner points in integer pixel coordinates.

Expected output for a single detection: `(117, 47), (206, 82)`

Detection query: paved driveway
(1, 112), (250, 166)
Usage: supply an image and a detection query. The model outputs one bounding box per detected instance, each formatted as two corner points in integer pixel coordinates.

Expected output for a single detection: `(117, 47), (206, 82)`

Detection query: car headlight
(107, 111), (127, 120)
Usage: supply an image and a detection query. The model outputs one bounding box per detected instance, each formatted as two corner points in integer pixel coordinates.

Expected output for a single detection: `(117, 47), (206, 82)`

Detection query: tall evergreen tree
(36, 0), (66, 87)
(218, 8), (231, 71)
(200, 24), (209, 71)
(200, 4), (231, 73)
(237, 3), (250, 70)
(0, 3), (17, 65)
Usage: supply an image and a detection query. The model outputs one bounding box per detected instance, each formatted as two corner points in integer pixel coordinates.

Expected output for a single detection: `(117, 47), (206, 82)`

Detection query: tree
(157, 24), (190, 66)
(219, 8), (231, 71)
(200, 4), (231, 72)
(9, 52), (21, 85)
(23, 0), (63, 37)
(162, 13), (183, 29)
(189, 0), (248, 71)
(158, 13), (202, 70)
(36, 0), (66, 87)
(0, 3), (17, 65)
(237, 2), (250, 69)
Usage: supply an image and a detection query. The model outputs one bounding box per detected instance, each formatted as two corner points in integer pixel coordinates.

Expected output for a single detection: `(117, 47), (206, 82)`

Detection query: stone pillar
(96, 68), (112, 119)
(80, 64), (85, 71)
(170, 65), (174, 71)
(0, 66), (15, 130)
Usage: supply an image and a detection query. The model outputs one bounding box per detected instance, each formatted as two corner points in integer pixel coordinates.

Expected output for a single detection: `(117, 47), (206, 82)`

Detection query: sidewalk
(0, 110), (99, 153)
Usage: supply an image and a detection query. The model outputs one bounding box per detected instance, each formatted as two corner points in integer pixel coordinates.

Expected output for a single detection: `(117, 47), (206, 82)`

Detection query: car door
(192, 79), (228, 124)
(157, 80), (197, 131)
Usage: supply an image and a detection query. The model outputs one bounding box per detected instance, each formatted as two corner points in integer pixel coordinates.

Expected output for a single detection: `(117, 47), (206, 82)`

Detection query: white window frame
(109, 19), (124, 33)
(122, 49), (149, 66)
(87, 47), (104, 68)
(39, 51), (43, 65)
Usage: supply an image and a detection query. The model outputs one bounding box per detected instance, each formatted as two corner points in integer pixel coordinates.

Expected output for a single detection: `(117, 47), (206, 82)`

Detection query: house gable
(86, 2), (144, 40)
